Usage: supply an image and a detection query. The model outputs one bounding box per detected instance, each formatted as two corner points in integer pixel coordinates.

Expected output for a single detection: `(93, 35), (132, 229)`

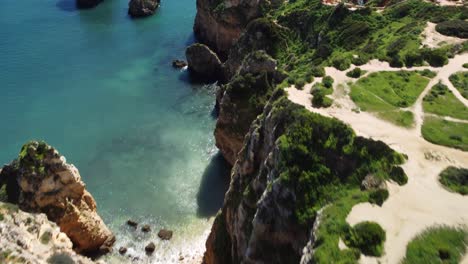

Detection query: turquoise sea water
(0, 0), (230, 261)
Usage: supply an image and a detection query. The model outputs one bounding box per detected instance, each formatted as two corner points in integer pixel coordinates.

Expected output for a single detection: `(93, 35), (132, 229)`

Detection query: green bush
(439, 166), (468, 195)
(463, 63), (468, 69)
(422, 48), (448, 67)
(322, 76), (334, 88)
(435, 20), (468, 38)
(369, 189), (389, 206)
(343, 221), (386, 256)
(390, 166), (408, 185)
(311, 88), (333, 108)
(449, 71), (468, 99)
(346, 68), (363, 78)
(417, 69), (436, 78)
(352, 55), (369, 66)
(332, 56), (352, 71)
(295, 78), (306, 89)
(310, 66), (325, 77)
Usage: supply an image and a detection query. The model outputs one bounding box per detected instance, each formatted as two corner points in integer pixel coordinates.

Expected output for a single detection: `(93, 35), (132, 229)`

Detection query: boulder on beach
(158, 229), (173, 240)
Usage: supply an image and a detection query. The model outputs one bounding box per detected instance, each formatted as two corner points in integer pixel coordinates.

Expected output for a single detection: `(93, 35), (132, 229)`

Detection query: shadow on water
(56, 0), (78, 12)
(196, 152), (231, 218)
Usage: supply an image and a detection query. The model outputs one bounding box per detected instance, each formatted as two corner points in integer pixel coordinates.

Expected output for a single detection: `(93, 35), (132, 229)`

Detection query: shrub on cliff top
(343, 221), (386, 256)
(439, 166), (468, 195)
(369, 188), (389, 206)
(435, 20), (468, 39)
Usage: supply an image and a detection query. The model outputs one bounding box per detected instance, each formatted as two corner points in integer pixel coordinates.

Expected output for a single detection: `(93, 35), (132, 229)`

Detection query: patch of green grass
(421, 117), (468, 151)
(439, 166), (468, 195)
(423, 81), (468, 120)
(463, 63), (468, 69)
(402, 226), (468, 264)
(377, 110), (415, 128)
(449, 71), (468, 99)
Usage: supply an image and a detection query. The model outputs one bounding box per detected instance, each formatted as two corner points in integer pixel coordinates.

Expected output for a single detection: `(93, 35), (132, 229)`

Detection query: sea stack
(0, 141), (115, 254)
(76, 0), (103, 9)
(128, 0), (161, 18)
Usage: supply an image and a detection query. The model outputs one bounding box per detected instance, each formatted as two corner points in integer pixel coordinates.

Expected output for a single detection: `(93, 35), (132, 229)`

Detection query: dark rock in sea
(128, 0), (160, 18)
(145, 242), (156, 254)
(172, 60), (187, 69)
(141, 224), (151, 233)
(157, 229), (173, 240)
(119, 247), (127, 255)
(127, 220), (138, 227)
(185, 43), (222, 81)
(76, 0), (102, 9)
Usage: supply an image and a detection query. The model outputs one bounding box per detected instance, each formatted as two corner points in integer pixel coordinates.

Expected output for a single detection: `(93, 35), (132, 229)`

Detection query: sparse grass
(421, 117), (468, 151)
(377, 110), (415, 128)
(423, 81), (468, 120)
(402, 226), (468, 264)
(449, 71), (468, 99)
(439, 166), (468, 195)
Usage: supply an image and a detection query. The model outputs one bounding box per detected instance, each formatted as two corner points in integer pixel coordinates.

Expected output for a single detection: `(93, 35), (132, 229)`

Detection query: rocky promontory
(0, 141), (115, 255)
(186, 43), (223, 80)
(128, 0), (160, 18)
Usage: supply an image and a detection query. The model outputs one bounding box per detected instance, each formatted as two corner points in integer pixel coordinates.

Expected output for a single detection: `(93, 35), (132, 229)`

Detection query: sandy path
(286, 54), (468, 264)
(421, 22), (466, 48)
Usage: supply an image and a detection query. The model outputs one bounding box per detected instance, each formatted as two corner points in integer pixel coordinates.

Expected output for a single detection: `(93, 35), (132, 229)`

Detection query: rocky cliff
(193, 0), (282, 58)
(204, 93), (405, 263)
(128, 0), (160, 18)
(0, 141), (115, 255)
(0, 202), (95, 263)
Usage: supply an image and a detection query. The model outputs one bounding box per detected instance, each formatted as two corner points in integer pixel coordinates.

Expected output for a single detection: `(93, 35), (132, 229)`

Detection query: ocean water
(0, 0), (230, 262)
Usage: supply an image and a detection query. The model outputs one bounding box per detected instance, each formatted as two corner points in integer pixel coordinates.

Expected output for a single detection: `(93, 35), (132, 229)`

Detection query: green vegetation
(322, 76), (334, 88)
(311, 83), (333, 107)
(346, 68), (365, 78)
(402, 226), (468, 264)
(435, 20), (468, 38)
(343, 221), (386, 256)
(421, 117), (468, 151)
(40, 231), (52, 245)
(369, 188), (389, 206)
(350, 71), (429, 127)
(417, 69), (436, 78)
(439, 166), (468, 195)
(449, 71), (468, 99)
(463, 63), (468, 69)
(423, 81), (468, 120)
(390, 166), (408, 185)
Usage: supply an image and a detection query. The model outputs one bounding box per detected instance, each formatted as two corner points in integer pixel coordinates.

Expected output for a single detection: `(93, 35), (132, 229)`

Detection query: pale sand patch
(286, 53), (468, 264)
(421, 22), (466, 49)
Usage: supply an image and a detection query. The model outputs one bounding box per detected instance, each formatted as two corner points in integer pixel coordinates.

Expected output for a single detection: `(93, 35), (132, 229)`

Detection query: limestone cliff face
(193, 0), (281, 57)
(214, 51), (282, 165)
(0, 202), (95, 263)
(0, 141), (115, 255)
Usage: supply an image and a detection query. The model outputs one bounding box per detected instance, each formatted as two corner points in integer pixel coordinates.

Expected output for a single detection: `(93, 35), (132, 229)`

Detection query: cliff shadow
(196, 152), (231, 218)
(56, 0), (78, 12)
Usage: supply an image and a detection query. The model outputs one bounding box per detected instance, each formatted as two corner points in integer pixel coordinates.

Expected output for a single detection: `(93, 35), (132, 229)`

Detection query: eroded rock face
(214, 51), (280, 165)
(0, 141), (115, 255)
(186, 43), (223, 79)
(128, 0), (160, 18)
(76, 0), (102, 9)
(193, 0), (280, 57)
(0, 202), (95, 263)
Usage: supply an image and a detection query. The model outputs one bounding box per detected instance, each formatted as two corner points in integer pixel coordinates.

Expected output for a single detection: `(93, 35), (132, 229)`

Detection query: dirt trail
(286, 53), (468, 264)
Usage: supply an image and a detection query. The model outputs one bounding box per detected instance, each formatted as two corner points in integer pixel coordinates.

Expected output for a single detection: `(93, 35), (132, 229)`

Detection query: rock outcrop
(204, 94), (405, 263)
(128, 0), (160, 18)
(186, 43), (223, 80)
(214, 51), (283, 165)
(0, 141), (115, 255)
(193, 0), (281, 57)
(0, 202), (95, 263)
(76, 0), (102, 9)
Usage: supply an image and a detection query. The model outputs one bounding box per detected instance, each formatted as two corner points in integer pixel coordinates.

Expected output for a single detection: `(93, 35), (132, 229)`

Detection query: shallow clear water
(0, 0), (229, 262)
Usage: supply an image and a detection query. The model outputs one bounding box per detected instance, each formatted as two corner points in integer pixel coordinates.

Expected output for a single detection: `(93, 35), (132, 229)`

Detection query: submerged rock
(172, 60), (188, 69)
(141, 224), (151, 233)
(185, 43), (222, 80)
(0, 141), (115, 254)
(145, 242), (156, 254)
(157, 229), (173, 240)
(119, 247), (128, 255)
(127, 219), (138, 227)
(128, 0), (160, 18)
(76, 0), (102, 9)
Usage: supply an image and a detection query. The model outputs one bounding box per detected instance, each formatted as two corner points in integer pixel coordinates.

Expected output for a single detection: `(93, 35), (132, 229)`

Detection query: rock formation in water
(204, 94), (405, 263)
(193, 0), (283, 57)
(186, 43), (223, 80)
(0, 202), (95, 263)
(128, 0), (160, 18)
(76, 0), (102, 9)
(0, 141), (115, 255)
